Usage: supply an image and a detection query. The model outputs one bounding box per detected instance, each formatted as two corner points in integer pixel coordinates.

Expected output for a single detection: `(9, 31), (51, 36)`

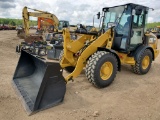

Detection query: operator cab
(58, 20), (69, 30)
(101, 3), (150, 53)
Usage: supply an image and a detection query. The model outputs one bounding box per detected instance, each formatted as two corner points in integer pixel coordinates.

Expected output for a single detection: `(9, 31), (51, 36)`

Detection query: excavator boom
(17, 6), (60, 43)
(23, 6), (59, 36)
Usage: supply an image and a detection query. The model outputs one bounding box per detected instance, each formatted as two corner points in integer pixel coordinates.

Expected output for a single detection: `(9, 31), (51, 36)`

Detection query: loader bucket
(12, 50), (66, 115)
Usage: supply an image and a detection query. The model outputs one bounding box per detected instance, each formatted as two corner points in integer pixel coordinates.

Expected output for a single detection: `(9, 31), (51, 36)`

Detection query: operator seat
(111, 16), (132, 53)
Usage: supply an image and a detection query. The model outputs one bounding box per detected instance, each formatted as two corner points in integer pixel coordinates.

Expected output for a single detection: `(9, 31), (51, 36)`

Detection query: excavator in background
(36, 17), (55, 34)
(13, 3), (159, 115)
(45, 20), (70, 41)
(17, 6), (59, 43)
(17, 6), (70, 42)
(38, 17), (54, 30)
(38, 19), (70, 33)
(16, 6), (71, 56)
(17, 17), (51, 38)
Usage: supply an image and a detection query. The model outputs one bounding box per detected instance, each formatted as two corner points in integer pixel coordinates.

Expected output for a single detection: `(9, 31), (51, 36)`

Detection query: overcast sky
(0, 0), (160, 26)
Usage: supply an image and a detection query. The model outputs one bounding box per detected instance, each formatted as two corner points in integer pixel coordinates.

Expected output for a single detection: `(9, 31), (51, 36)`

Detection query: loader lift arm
(61, 28), (114, 82)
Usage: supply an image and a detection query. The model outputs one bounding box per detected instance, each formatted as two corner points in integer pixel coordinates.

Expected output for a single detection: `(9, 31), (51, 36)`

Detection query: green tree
(10, 21), (16, 26)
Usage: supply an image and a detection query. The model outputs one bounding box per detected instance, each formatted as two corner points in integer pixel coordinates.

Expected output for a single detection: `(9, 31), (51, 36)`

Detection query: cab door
(130, 11), (145, 50)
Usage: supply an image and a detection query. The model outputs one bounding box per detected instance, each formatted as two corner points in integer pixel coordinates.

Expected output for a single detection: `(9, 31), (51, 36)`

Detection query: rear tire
(131, 49), (152, 74)
(59, 51), (75, 73)
(85, 51), (118, 88)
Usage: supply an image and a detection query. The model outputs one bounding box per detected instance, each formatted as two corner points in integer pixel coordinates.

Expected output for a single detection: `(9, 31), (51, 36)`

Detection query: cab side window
(130, 11), (145, 49)
(132, 12), (144, 28)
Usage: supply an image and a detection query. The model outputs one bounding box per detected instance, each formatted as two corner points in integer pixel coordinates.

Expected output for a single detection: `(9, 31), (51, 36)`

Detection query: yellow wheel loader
(151, 26), (160, 39)
(12, 3), (159, 115)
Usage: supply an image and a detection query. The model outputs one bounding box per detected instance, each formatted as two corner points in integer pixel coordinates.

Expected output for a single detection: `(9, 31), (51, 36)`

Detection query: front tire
(85, 51), (118, 88)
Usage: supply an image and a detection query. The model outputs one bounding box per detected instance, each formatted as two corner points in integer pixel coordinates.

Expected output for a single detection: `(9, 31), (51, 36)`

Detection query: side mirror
(97, 12), (100, 19)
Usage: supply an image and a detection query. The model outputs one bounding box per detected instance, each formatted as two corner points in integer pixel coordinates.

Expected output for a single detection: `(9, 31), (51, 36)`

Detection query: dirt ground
(0, 30), (160, 120)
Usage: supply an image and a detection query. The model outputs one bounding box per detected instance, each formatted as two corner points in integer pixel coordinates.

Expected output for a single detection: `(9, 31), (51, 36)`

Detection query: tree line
(0, 18), (37, 26)
(0, 18), (159, 28)
(146, 22), (160, 28)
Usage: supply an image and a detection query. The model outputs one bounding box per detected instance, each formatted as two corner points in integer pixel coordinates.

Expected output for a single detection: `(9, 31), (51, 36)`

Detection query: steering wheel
(116, 24), (123, 30)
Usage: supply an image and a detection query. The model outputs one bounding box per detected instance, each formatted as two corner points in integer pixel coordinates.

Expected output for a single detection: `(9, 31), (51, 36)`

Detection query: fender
(131, 45), (154, 61)
(97, 47), (121, 71)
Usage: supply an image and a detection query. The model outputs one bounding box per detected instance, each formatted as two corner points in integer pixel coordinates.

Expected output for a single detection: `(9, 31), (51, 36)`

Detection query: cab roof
(102, 3), (149, 10)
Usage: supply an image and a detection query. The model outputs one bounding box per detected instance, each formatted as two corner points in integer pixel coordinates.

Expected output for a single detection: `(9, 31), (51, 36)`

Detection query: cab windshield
(103, 5), (132, 36)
